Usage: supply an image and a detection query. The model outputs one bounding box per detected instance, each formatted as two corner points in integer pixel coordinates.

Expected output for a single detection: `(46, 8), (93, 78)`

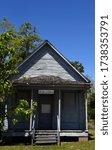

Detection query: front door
(38, 95), (53, 129)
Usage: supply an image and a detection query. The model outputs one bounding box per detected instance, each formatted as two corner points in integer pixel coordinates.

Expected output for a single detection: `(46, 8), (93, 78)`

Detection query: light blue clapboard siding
(16, 44), (85, 82)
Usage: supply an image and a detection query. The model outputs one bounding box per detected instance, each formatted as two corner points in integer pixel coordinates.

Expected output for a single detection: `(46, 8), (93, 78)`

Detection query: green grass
(0, 130), (95, 150)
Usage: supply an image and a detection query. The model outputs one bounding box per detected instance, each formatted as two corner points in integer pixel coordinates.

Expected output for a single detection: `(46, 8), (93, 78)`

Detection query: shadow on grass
(88, 131), (95, 141)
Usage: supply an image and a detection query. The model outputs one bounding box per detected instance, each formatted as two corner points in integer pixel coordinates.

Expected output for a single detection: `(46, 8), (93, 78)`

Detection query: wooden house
(3, 40), (90, 144)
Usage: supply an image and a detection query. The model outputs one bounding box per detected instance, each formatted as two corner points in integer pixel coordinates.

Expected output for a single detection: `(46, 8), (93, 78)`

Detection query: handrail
(31, 114), (36, 145)
(57, 115), (60, 145)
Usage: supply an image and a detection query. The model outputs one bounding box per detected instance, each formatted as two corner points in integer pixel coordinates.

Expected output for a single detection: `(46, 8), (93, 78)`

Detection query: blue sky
(0, 0), (95, 80)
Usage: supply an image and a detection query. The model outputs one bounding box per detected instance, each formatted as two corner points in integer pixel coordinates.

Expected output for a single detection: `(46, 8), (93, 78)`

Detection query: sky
(0, 0), (95, 80)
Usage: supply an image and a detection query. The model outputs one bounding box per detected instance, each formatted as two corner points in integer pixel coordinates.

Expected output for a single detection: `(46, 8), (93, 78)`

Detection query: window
(41, 104), (51, 114)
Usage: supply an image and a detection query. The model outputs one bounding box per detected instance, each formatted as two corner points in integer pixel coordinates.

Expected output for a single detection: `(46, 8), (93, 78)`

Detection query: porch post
(85, 91), (88, 131)
(30, 89), (33, 131)
(57, 89), (61, 145)
(58, 89), (61, 131)
(3, 105), (8, 130)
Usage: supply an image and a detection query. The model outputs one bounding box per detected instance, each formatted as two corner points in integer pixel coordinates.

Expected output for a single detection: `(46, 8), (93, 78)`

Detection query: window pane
(41, 104), (51, 113)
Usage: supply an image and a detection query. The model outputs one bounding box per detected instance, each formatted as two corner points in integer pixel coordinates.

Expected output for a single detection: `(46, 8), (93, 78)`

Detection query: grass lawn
(0, 130), (95, 150)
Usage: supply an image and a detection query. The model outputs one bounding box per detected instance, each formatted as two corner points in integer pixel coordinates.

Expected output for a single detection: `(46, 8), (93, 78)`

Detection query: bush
(88, 92), (95, 120)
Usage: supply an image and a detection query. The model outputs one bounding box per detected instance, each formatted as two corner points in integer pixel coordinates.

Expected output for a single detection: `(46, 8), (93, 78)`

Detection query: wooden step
(35, 140), (57, 144)
(33, 131), (58, 144)
(35, 136), (57, 141)
(35, 133), (57, 136)
(35, 134), (56, 138)
(34, 135), (57, 140)
(35, 131), (57, 134)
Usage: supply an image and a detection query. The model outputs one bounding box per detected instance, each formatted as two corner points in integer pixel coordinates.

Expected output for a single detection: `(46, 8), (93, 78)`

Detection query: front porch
(2, 129), (88, 137)
(3, 84), (88, 144)
(2, 129), (88, 144)
(7, 86), (88, 129)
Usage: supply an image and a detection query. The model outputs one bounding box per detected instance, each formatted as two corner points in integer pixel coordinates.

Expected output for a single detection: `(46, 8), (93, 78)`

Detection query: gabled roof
(17, 40), (90, 83)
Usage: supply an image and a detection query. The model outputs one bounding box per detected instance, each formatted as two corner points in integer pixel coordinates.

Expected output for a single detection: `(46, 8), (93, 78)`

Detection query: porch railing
(57, 115), (60, 145)
(31, 114), (36, 145)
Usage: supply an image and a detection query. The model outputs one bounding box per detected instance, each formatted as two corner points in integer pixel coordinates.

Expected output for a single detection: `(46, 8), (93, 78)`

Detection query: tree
(12, 99), (37, 125)
(70, 61), (84, 73)
(0, 31), (21, 100)
(18, 22), (41, 59)
(0, 17), (15, 33)
(0, 17), (42, 60)
(0, 17), (41, 130)
(88, 91), (95, 120)
(0, 31), (21, 129)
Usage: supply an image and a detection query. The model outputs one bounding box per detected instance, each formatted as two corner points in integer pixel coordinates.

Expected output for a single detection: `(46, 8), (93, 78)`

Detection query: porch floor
(2, 129), (88, 137)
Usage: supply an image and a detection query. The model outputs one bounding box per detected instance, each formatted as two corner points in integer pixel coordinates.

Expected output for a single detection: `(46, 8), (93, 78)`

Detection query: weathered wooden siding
(61, 92), (79, 129)
(61, 92), (86, 130)
(16, 44), (85, 82)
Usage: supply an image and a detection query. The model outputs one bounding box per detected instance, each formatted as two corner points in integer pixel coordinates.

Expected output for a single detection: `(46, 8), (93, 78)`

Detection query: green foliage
(0, 30), (20, 129)
(0, 17), (41, 129)
(0, 31), (21, 99)
(70, 61), (84, 73)
(88, 92), (95, 120)
(18, 22), (41, 59)
(0, 17), (15, 33)
(12, 99), (37, 125)
(0, 17), (42, 60)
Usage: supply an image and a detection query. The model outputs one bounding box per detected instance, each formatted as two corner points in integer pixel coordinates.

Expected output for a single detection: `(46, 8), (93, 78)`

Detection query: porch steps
(33, 130), (58, 144)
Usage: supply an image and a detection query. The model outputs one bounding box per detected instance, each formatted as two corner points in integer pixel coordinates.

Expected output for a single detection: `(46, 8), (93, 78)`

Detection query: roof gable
(16, 40), (89, 83)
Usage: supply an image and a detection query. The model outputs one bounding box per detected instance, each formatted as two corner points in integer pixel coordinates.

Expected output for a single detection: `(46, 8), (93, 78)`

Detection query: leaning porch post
(57, 89), (61, 145)
(30, 89), (33, 131)
(85, 91), (88, 131)
(3, 105), (8, 131)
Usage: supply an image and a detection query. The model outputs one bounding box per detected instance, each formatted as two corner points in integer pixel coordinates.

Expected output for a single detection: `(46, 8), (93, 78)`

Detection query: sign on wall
(38, 90), (54, 94)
